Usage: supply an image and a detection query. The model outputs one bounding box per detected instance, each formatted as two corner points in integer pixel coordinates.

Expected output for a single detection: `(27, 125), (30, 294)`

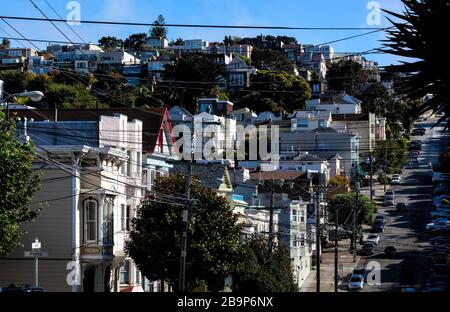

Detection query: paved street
(356, 117), (449, 292)
(301, 116), (448, 292)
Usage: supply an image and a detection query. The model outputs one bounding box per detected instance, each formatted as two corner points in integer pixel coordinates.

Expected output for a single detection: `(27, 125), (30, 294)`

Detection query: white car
(384, 195), (395, 206)
(348, 274), (364, 290)
(366, 234), (380, 245)
(391, 175), (401, 184)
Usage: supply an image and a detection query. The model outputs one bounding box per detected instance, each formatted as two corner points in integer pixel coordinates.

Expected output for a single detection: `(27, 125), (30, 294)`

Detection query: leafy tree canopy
(251, 47), (295, 73)
(162, 53), (225, 112)
(124, 33), (148, 51)
(126, 174), (244, 292)
(328, 193), (375, 227)
(247, 70), (311, 113)
(98, 36), (124, 51)
(150, 14), (168, 39)
(0, 113), (41, 256)
(383, 0), (449, 125)
(234, 238), (298, 292)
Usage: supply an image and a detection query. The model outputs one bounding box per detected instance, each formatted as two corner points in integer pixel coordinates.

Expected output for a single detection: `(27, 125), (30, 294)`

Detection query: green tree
(98, 36), (124, 51)
(326, 60), (373, 95)
(162, 53), (225, 112)
(236, 92), (278, 113)
(328, 193), (375, 227)
(124, 33), (147, 51)
(45, 83), (98, 109)
(0, 113), (41, 256)
(0, 38), (11, 49)
(150, 14), (168, 39)
(234, 238), (298, 292)
(248, 70), (311, 113)
(170, 37), (184, 46)
(0, 70), (34, 94)
(126, 174), (243, 292)
(383, 0), (449, 125)
(358, 80), (394, 117)
(251, 47), (295, 73)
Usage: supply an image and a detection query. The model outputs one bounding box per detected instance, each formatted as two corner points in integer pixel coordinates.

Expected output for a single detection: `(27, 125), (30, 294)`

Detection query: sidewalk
(300, 240), (361, 292)
(300, 181), (387, 292)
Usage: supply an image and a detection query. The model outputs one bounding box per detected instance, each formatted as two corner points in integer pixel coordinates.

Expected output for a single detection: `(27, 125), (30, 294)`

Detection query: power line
(42, 0), (87, 43)
(0, 15), (387, 31)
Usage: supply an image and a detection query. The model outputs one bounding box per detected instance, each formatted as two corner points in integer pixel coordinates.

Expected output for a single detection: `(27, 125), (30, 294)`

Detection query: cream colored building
(0, 114), (144, 292)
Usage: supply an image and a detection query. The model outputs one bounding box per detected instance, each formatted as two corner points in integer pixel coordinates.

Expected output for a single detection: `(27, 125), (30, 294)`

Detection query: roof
(296, 154), (323, 162)
(306, 127), (339, 134)
(249, 170), (306, 181)
(9, 107), (170, 153)
(332, 113), (369, 121)
(170, 163), (232, 191)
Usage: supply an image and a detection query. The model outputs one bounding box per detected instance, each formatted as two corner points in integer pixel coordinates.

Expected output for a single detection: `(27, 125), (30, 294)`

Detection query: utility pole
(369, 153), (374, 202)
(268, 177), (275, 253)
(314, 190), (320, 293)
(334, 207), (339, 292)
(384, 145), (387, 192)
(178, 120), (193, 293)
(353, 167), (360, 263)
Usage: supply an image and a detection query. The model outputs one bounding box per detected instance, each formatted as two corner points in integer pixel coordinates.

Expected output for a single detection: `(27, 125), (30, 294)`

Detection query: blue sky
(0, 0), (409, 66)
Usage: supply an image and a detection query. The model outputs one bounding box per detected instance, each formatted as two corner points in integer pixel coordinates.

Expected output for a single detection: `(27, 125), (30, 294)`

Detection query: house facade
(0, 114), (145, 292)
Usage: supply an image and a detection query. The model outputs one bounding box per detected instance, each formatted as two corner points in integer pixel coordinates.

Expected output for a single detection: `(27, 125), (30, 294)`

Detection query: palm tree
(382, 0), (449, 125)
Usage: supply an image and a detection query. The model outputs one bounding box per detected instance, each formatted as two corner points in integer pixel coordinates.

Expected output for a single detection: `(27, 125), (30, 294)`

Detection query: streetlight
(1, 90), (45, 121)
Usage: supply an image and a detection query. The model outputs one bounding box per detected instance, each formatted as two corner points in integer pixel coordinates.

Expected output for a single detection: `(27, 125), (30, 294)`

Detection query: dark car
(385, 246), (397, 256)
(353, 267), (368, 282)
(374, 215), (386, 224)
(328, 227), (352, 241)
(396, 203), (407, 212)
(372, 221), (385, 233)
(412, 128), (426, 136)
(0, 285), (46, 292)
(361, 242), (376, 256)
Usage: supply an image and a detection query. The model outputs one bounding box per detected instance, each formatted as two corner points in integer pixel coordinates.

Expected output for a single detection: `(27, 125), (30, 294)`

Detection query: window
(126, 206), (132, 231)
(297, 118), (308, 128)
(318, 119), (325, 128)
(136, 152), (141, 179)
(126, 151), (132, 177)
(318, 144), (329, 152)
(292, 209), (299, 222)
(292, 235), (301, 248)
(103, 199), (114, 244)
(301, 233), (305, 246)
(300, 210), (305, 223)
(83, 199), (98, 243)
(120, 204), (126, 231)
(119, 260), (130, 284)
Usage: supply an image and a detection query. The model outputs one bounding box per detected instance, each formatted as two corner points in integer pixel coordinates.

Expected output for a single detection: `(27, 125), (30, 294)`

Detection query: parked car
(405, 159), (420, 169)
(361, 242), (376, 255)
(431, 251), (449, 263)
(374, 215), (386, 224)
(431, 210), (450, 219)
(384, 194), (395, 206)
(431, 264), (448, 276)
(426, 219), (450, 231)
(0, 285), (46, 292)
(353, 267), (368, 282)
(391, 174), (401, 185)
(396, 203), (407, 212)
(412, 128), (426, 136)
(409, 151), (420, 158)
(372, 221), (385, 233)
(348, 274), (364, 290)
(385, 246), (397, 256)
(366, 234), (380, 245)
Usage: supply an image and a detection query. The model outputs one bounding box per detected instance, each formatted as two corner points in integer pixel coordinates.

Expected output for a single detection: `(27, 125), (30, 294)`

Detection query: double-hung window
(84, 199), (98, 243)
(119, 260), (130, 284)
